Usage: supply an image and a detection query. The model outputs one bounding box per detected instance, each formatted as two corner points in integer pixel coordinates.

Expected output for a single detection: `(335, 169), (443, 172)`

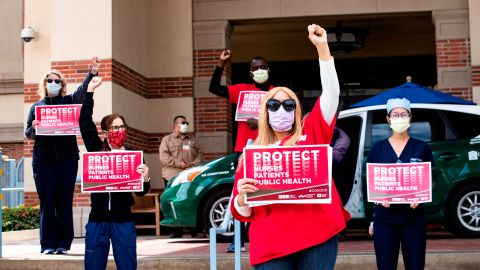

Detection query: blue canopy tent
(350, 81), (476, 108)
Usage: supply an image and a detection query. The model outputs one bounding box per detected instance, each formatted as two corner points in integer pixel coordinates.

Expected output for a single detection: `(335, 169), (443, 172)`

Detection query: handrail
(209, 193), (241, 270)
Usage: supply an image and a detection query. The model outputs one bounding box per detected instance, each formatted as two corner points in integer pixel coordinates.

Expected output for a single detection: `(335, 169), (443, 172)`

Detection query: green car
(161, 103), (480, 238)
(160, 154), (237, 241)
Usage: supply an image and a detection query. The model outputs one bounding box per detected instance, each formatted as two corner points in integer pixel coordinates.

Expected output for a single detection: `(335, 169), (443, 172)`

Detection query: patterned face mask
(108, 130), (127, 148)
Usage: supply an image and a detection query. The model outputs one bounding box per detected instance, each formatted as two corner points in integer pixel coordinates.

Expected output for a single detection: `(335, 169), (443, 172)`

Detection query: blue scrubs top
(367, 137), (434, 224)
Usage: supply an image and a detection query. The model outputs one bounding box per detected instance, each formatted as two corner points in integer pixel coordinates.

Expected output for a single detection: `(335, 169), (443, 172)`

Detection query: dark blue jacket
(367, 137), (434, 224)
(25, 72), (95, 162)
(79, 92), (150, 222)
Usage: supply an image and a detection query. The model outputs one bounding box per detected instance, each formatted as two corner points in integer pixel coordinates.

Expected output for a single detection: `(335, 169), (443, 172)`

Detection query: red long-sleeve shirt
(230, 98), (351, 266)
(228, 83), (275, 152)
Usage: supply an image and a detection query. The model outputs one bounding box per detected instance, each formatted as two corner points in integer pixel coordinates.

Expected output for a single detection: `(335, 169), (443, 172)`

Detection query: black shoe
(169, 232), (183, 238)
(43, 248), (55, 255)
(55, 248), (68, 255)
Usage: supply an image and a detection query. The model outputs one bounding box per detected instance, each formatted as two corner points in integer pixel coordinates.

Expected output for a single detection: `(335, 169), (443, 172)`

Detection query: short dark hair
(250, 56), (269, 66)
(173, 115), (186, 123)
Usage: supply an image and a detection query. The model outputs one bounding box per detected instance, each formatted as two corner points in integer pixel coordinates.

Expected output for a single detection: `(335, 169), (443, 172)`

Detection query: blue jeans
(254, 236), (338, 270)
(84, 221), (137, 270)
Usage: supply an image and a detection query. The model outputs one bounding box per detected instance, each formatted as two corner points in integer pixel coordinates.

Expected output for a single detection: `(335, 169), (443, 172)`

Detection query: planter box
(2, 228), (39, 242)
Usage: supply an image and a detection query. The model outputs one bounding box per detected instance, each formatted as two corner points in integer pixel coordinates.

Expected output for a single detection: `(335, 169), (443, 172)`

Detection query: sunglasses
(46, 79), (62, 84)
(177, 121), (189, 125)
(266, 99), (296, 112)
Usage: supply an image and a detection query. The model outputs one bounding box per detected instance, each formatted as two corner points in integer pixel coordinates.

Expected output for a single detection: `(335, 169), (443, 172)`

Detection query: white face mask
(390, 118), (410, 134)
(251, 69), (269, 84)
(268, 106), (295, 132)
(46, 82), (62, 97)
(179, 124), (189, 134)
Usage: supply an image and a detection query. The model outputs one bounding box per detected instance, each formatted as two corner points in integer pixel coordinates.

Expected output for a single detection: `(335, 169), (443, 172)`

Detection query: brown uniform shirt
(159, 132), (204, 181)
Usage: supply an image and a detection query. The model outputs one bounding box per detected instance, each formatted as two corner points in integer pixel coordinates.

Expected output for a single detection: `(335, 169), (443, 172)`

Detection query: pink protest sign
(82, 151), (143, 193)
(243, 145), (332, 206)
(367, 162), (432, 204)
(235, 91), (267, 121)
(35, 104), (82, 135)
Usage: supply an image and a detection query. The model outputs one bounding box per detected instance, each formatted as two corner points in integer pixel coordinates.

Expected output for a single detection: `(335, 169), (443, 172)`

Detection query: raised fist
(220, 50), (232, 62)
(87, 76), (103, 92)
(308, 24), (328, 47)
(90, 56), (101, 74)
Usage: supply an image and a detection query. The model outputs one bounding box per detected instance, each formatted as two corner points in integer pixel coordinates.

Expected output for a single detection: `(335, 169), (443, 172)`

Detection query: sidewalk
(1, 230), (479, 269)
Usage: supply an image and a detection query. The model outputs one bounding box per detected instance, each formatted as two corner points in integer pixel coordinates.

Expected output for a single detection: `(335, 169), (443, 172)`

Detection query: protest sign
(235, 91), (267, 121)
(367, 162), (432, 203)
(35, 104), (82, 135)
(82, 151), (143, 193)
(243, 145), (332, 206)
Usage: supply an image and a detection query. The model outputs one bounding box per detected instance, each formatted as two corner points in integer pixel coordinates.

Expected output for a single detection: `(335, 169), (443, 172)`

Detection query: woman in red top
(230, 25), (350, 269)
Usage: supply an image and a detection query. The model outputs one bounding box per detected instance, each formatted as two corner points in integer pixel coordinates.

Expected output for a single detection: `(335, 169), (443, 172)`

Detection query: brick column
(433, 10), (472, 100)
(193, 21), (233, 161)
(469, 0), (480, 103)
(0, 143), (23, 160)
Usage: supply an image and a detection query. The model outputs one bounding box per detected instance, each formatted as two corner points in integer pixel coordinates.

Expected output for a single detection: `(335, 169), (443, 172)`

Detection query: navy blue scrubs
(367, 137), (433, 270)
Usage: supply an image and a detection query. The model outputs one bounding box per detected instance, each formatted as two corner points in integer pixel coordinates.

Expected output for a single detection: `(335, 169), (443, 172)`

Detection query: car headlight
(169, 166), (209, 188)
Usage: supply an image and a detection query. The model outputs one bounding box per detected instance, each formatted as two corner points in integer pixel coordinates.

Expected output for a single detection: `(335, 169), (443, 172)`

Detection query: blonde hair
(255, 87), (303, 146)
(39, 69), (68, 98)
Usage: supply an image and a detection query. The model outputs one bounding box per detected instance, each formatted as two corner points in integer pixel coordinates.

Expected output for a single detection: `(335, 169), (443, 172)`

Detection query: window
(335, 115), (363, 203)
(371, 109), (445, 145)
(442, 111), (480, 140)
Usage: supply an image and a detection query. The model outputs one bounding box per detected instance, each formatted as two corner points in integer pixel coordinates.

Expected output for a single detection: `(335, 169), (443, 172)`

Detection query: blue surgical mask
(46, 82), (62, 97)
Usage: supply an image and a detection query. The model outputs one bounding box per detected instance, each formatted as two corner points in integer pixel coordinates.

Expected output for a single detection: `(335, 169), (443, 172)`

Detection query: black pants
(32, 155), (78, 251)
(373, 218), (426, 270)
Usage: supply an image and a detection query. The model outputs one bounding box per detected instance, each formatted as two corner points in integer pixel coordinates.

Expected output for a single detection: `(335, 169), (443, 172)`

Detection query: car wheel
(447, 183), (480, 237)
(202, 188), (234, 242)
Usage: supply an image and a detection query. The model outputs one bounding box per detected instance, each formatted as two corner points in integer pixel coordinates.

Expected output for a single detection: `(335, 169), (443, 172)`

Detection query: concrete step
(1, 252), (480, 270)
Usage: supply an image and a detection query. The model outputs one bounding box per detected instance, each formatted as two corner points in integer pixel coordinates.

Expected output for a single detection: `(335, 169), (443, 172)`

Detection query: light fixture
(326, 22), (368, 55)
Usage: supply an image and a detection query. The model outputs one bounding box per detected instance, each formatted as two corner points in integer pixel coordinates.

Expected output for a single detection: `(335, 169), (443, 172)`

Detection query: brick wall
(23, 139), (34, 158)
(193, 49), (231, 77)
(72, 185), (91, 207)
(24, 83), (40, 103)
(125, 127), (167, 154)
(193, 49), (232, 160)
(473, 66), (480, 86)
(52, 59), (113, 83)
(195, 97), (231, 133)
(0, 143), (24, 160)
(436, 39), (470, 68)
(24, 184), (91, 207)
(112, 59), (147, 97)
(147, 77), (193, 98)
(24, 191), (40, 207)
(436, 38), (472, 100)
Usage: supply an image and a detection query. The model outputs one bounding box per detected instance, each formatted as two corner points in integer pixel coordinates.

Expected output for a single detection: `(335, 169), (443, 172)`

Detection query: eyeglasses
(46, 79), (61, 84)
(109, 125), (126, 131)
(389, 112), (410, 120)
(266, 99), (296, 112)
(177, 121), (189, 125)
